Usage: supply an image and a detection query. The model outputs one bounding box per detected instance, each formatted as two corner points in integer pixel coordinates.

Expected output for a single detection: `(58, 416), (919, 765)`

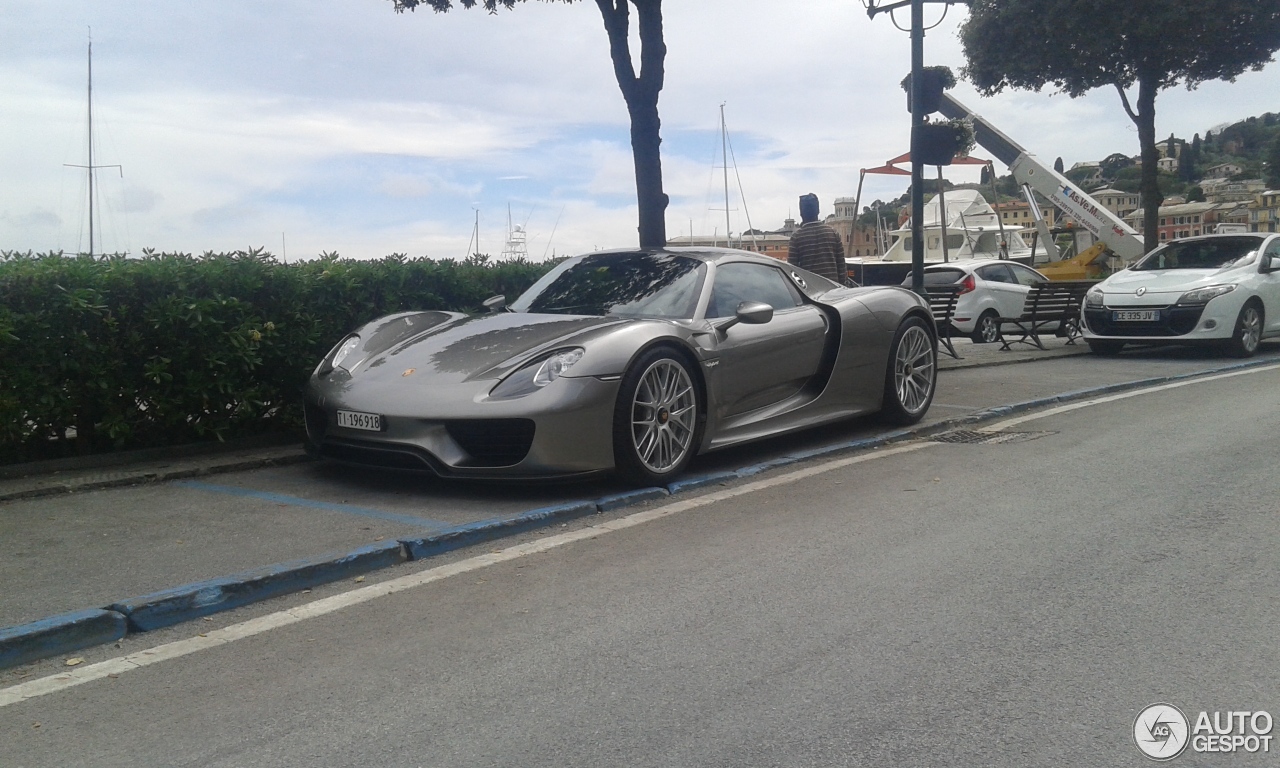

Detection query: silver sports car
(304, 248), (938, 484)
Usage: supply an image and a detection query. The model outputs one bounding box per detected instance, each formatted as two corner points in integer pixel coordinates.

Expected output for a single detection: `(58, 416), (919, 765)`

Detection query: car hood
(350, 312), (630, 385)
(1099, 268), (1230, 296)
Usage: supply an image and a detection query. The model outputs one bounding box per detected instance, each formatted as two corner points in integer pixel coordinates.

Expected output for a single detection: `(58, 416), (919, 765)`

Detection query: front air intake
(445, 419), (536, 467)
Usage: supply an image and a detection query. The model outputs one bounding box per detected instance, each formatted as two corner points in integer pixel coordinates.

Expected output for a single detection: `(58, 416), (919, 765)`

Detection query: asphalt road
(4, 363), (1279, 767)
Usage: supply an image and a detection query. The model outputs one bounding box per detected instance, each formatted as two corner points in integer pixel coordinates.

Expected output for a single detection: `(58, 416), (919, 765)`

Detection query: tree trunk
(595, 0), (668, 249)
(627, 94), (668, 248)
(1135, 76), (1163, 253)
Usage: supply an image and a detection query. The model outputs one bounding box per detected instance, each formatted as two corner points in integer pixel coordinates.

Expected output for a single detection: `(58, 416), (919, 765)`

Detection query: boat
(847, 189), (1043, 285)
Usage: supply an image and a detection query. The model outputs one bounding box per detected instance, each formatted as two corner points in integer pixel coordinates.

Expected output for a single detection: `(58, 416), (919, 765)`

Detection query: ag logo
(1134, 703), (1190, 760)
(1136, 287), (1147, 297)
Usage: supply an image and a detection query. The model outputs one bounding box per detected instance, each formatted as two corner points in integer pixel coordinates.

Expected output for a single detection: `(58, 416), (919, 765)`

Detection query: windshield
(510, 252), (706, 319)
(1131, 237), (1264, 271)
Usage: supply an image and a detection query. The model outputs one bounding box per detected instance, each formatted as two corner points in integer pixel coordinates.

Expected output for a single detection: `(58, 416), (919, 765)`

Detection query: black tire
(1057, 316), (1081, 339)
(612, 347), (702, 486)
(879, 316), (937, 426)
(970, 311), (1000, 344)
(1226, 301), (1263, 358)
(1087, 339), (1125, 356)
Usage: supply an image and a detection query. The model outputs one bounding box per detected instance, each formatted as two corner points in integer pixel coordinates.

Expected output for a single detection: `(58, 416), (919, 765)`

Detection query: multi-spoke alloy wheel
(880, 317), (937, 425)
(1229, 302), (1262, 358)
(972, 312), (999, 344)
(613, 349), (700, 484)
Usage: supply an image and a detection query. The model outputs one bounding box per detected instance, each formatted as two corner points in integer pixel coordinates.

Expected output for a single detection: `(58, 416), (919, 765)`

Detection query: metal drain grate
(930, 429), (1057, 445)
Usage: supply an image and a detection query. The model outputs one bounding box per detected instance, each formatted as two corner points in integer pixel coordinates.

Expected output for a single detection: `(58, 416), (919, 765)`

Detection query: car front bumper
(304, 373), (622, 479)
(1081, 292), (1244, 343)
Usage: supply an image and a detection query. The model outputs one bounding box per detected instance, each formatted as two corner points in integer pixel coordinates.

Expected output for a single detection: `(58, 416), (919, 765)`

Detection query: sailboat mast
(721, 103), (730, 248)
(87, 39), (95, 258)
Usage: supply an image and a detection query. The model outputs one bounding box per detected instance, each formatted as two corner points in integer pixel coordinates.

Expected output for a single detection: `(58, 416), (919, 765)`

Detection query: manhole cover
(930, 429), (1057, 445)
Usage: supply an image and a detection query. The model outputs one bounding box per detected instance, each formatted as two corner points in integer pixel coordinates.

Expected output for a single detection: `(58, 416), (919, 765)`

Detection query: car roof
(1161, 232), (1268, 243)
(922, 258), (1027, 271)
(584, 246), (794, 267)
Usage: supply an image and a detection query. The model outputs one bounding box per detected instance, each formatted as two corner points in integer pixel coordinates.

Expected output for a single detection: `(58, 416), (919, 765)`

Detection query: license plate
(1113, 309), (1159, 322)
(337, 410), (382, 431)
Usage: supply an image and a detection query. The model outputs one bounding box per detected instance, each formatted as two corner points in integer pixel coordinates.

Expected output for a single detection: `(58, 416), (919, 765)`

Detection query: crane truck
(937, 93), (1146, 280)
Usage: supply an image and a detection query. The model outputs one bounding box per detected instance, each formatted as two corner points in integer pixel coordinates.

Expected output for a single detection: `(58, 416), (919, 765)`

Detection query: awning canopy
(884, 151), (991, 168)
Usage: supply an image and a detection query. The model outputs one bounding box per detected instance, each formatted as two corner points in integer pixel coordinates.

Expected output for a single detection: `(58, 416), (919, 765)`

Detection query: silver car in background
(305, 248), (938, 485)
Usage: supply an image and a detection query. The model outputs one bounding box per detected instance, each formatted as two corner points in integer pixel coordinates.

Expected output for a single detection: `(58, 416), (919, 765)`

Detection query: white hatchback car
(903, 259), (1051, 343)
(1081, 233), (1280, 357)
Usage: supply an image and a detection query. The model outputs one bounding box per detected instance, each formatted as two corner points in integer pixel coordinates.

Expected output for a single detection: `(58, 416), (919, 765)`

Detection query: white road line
(4, 362), (1278, 707)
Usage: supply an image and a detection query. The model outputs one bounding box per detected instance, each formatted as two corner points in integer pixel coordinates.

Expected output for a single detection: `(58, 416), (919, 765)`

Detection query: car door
(1260, 236), (1280, 336)
(975, 263), (1028, 318)
(707, 262), (828, 418)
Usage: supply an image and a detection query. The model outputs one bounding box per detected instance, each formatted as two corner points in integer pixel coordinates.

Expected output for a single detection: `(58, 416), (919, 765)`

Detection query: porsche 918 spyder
(304, 248), (938, 484)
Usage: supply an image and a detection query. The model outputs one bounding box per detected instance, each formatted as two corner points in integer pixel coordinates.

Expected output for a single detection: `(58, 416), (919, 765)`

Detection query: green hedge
(0, 249), (553, 464)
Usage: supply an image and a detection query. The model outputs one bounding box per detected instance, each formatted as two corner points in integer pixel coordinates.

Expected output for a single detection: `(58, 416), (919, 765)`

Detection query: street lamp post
(865, 0), (964, 294)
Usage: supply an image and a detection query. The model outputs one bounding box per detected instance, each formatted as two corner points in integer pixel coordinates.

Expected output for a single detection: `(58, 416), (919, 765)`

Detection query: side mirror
(735, 301), (774, 325)
(714, 301), (773, 334)
(1265, 254), (1280, 273)
(483, 295), (507, 313)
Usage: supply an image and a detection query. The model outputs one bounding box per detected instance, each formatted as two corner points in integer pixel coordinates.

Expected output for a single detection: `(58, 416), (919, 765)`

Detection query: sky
(2, 1), (1278, 262)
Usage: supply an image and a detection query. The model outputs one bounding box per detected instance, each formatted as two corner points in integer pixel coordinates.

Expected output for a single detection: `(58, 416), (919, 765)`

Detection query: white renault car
(1081, 233), (1280, 357)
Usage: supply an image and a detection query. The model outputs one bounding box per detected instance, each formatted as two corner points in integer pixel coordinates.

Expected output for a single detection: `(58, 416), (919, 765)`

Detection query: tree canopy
(391, 0), (670, 249)
(1267, 135), (1280, 189)
(961, 0), (1280, 252)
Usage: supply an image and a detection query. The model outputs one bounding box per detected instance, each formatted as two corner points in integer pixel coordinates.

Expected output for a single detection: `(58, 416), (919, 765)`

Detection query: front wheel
(612, 347), (701, 486)
(1226, 302), (1262, 358)
(879, 316), (937, 426)
(971, 311), (1000, 344)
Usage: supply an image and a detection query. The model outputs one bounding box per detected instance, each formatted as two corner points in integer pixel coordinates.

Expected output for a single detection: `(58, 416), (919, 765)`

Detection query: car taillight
(958, 274), (976, 294)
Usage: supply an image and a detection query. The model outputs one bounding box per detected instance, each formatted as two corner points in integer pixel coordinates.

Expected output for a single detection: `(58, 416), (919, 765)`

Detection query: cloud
(2, 209), (62, 230)
(379, 174), (433, 198)
(0, 0), (1277, 258)
(118, 186), (161, 213)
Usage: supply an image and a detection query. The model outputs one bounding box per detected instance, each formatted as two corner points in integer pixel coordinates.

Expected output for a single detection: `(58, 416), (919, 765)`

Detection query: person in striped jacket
(787, 193), (851, 285)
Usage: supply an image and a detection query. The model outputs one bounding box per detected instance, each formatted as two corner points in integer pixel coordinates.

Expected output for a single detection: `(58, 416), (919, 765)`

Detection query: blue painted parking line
(175, 481), (449, 529)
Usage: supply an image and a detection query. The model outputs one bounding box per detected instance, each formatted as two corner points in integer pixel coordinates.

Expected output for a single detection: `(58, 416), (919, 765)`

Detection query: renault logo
(1136, 287), (1147, 297)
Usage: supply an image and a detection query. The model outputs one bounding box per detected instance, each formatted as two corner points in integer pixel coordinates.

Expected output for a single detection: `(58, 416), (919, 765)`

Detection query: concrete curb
(596, 487), (669, 512)
(4, 355), (1276, 669)
(0, 609), (128, 669)
(401, 500), (599, 561)
(109, 541), (408, 633)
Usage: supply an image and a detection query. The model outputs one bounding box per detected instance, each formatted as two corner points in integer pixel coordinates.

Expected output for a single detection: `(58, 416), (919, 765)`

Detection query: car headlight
(1085, 287), (1104, 308)
(1176, 284), (1236, 306)
(332, 335), (363, 370)
(490, 348), (585, 399)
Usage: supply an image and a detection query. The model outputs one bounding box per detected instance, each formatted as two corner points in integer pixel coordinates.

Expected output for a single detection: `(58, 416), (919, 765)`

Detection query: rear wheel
(1226, 301), (1262, 358)
(1087, 339), (1125, 356)
(879, 316), (937, 426)
(971, 311), (999, 344)
(612, 347), (701, 486)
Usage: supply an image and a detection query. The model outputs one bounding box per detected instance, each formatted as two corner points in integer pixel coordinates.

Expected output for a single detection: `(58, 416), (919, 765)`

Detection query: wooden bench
(997, 280), (1096, 351)
(923, 285), (963, 359)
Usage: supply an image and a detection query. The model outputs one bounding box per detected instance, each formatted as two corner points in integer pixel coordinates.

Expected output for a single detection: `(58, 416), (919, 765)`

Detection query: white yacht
(850, 189), (1046, 284)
